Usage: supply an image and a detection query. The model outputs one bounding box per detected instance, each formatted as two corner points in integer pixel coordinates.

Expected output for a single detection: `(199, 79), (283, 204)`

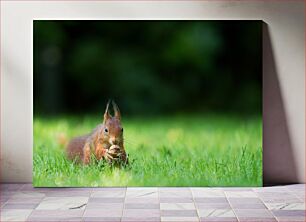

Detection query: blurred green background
(34, 21), (261, 117)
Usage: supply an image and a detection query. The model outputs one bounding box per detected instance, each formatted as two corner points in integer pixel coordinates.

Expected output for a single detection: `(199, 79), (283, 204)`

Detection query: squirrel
(66, 100), (128, 164)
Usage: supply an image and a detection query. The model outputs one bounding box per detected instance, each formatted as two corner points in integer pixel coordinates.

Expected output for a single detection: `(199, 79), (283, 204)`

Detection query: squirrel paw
(105, 145), (125, 163)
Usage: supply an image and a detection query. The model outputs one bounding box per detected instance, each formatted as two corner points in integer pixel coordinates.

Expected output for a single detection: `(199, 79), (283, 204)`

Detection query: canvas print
(34, 21), (262, 187)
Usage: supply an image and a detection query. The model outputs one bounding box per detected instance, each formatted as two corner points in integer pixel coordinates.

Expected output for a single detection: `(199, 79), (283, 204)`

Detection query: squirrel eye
(121, 128), (123, 132)
(104, 128), (108, 133)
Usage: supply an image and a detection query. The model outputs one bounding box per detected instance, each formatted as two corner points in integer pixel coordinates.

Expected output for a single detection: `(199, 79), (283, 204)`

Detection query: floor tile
(225, 191), (258, 198)
(7, 197), (44, 204)
(1, 192), (12, 198)
(265, 202), (305, 210)
(125, 198), (159, 203)
(92, 187), (125, 191)
(192, 188), (225, 198)
(125, 203), (160, 209)
(159, 188), (191, 191)
(159, 191), (193, 198)
(276, 217), (306, 222)
(272, 209), (305, 217)
(6, 191), (45, 206)
(29, 209), (84, 218)
(200, 217), (238, 222)
(27, 217), (83, 221)
(286, 184), (305, 191)
(2, 203), (38, 209)
(195, 198), (228, 203)
(261, 197), (302, 204)
(198, 209), (235, 217)
(291, 191), (305, 199)
(1, 184), (24, 191)
(159, 189), (192, 198)
(234, 209), (274, 218)
(253, 186), (290, 193)
(126, 188), (158, 198)
(160, 197), (194, 203)
(162, 216), (199, 222)
(221, 188), (253, 191)
(238, 218), (277, 222)
(228, 198), (262, 204)
(196, 203), (231, 209)
(1, 190), (16, 196)
(1, 201), (7, 208)
(82, 217), (121, 222)
(20, 184), (38, 191)
(86, 202), (123, 209)
(160, 203), (196, 210)
(230, 203), (266, 209)
(37, 188), (92, 192)
(161, 210), (198, 217)
(122, 209), (160, 217)
(89, 197), (125, 203)
(256, 192), (294, 197)
(122, 217), (161, 221)
(23, 186), (92, 192)
(0, 209), (32, 221)
(45, 191), (91, 197)
(257, 192), (300, 203)
(83, 209), (123, 217)
(1, 196), (10, 205)
(83, 217), (121, 222)
(36, 196), (88, 210)
(1, 183), (306, 222)
(291, 191), (305, 201)
(10, 191), (45, 199)
(91, 189), (125, 198)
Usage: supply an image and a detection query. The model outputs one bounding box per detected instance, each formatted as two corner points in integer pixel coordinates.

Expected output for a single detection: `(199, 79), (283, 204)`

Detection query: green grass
(33, 114), (262, 187)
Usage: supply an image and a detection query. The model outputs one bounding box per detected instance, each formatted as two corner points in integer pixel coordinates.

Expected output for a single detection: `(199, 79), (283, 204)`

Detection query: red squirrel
(66, 100), (127, 164)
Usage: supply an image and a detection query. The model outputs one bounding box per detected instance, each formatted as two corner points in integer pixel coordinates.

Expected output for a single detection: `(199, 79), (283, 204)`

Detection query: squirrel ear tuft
(112, 100), (121, 120)
(103, 100), (111, 122)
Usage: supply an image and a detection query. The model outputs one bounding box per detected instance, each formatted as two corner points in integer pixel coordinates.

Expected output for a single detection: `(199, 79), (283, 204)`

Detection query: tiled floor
(0, 184), (305, 222)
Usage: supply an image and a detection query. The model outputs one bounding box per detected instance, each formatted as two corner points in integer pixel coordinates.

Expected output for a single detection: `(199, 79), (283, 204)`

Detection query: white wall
(1, 1), (305, 184)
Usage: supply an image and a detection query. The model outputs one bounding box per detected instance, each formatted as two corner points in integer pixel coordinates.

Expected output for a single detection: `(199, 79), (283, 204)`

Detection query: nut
(108, 145), (121, 156)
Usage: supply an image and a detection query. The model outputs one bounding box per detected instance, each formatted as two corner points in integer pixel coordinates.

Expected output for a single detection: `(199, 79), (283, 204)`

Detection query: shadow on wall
(263, 23), (298, 185)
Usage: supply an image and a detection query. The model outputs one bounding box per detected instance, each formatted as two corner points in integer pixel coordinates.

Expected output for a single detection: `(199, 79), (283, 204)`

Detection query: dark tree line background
(34, 21), (262, 117)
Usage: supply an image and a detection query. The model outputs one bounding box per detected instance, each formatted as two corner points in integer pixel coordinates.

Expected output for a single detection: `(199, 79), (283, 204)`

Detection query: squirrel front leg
(83, 142), (91, 164)
(120, 149), (128, 164)
(83, 142), (107, 164)
(95, 143), (107, 160)
(117, 143), (128, 163)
